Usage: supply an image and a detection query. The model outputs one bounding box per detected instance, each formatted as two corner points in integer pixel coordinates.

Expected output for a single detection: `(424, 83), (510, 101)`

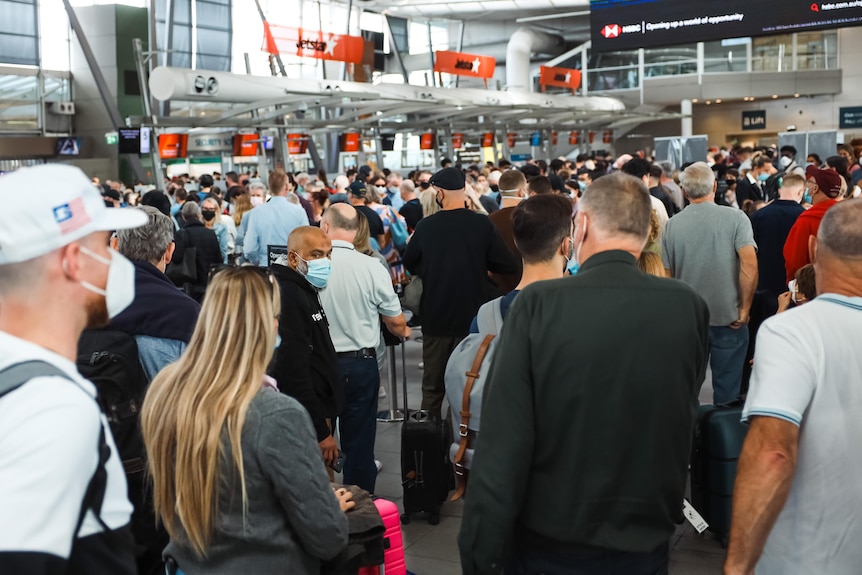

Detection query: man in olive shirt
(459, 172), (710, 575)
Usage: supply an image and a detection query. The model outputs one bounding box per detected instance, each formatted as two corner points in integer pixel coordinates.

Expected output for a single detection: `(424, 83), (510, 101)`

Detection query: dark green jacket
(458, 250), (709, 574)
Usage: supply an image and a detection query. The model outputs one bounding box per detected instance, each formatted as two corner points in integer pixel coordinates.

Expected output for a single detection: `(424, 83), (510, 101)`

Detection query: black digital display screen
(591, 0), (862, 52)
(118, 128), (141, 154)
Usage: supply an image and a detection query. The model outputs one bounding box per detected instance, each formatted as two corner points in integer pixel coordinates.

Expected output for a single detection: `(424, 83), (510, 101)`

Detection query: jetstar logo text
(297, 38), (327, 52)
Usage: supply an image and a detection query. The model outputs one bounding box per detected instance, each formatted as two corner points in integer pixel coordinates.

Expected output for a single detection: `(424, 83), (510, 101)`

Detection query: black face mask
(435, 192), (445, 209)
(726, 179), (737, 187)
(420, 181), (431, 190)
(201, 210), (217, 221)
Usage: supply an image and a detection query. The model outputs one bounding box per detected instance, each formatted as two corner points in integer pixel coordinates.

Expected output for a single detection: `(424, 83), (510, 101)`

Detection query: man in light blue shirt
(243, 169), (309, 266)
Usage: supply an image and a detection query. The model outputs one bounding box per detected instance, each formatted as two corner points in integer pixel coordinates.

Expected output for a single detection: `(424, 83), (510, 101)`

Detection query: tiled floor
(363, 335), (726, 574)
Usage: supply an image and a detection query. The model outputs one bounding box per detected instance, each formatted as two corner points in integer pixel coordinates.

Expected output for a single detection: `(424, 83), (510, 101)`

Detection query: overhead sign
(539, 66), (582, 92)
(742, 110), (767, 131)
(839, 106), (862, 129)
(188, 133), (234, 153)
(233, 134), (259, 157)
(158, 134), (188, 159)
(265, 24), (364, 64)
(433, 50), (496, 79)
(590, 0), (862, 53)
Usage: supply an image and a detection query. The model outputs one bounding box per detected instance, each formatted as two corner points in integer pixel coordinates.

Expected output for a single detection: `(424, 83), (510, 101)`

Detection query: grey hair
(400, 179), (415, 195)
(323, 203), (359, 231)
(117, 206), (175, 264)
(679, 162), (715, 199)
(818, 199), (862, 259)
(248, 181), (267, 195)
(658, 161), (675, 177)
(580, 172), (652, 241)
(181, 200), (202, 222)
(334, 175), (350, 191)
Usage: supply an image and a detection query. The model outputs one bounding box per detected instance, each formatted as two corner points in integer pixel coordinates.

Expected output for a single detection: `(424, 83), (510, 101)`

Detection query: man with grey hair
(461, 172), (709, 574)
(661, 161), (758, 404)
(109, 205), (200, 380)
(319, 203), (410, 493)
(658, 161), (684, 210)
(725, 199), (862, 575)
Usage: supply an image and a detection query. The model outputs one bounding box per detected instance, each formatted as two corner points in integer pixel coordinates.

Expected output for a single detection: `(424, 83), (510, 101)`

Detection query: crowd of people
(0, 140), (860, 575)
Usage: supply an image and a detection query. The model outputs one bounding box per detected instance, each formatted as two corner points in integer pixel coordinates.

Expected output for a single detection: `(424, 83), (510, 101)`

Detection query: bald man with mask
(270, 226), (342, 467)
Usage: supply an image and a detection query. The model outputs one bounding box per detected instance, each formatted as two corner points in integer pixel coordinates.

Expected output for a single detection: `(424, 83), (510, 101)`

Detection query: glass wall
(587, 50), (638, 91)
(643, 45), (697, 78)
(703, 39), (748, 73)
(0, 0), (39, 66)
(796, 31), (838, 70)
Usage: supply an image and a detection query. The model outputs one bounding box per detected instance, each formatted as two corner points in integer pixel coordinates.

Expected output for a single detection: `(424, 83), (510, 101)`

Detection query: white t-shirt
(320, 240), (403, 352)
(742, 295), (862, 575)
(0, 331), (133, 560)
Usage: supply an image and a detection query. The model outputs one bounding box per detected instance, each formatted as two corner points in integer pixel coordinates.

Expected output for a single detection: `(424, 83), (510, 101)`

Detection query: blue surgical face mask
(275, 334), (282, 350)
(578, 181), (587, 192)
(295, 253), (332, 289)
(757, 173), (770, 182)
(803, 190), (812, 204)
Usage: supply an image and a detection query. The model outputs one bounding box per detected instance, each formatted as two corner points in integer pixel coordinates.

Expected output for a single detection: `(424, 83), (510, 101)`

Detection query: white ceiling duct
(506, 27), (565, 92)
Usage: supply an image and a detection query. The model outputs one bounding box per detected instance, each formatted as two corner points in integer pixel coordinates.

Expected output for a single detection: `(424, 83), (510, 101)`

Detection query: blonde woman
(141, 267), (352, 574)
(419, 188), (441, 218)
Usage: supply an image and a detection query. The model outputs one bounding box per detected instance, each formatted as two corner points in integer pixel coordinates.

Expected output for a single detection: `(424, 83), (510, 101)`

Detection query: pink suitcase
(358, 498), (407, 575)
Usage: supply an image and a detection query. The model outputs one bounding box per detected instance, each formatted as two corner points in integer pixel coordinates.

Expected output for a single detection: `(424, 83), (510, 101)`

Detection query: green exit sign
(105, 131), (118, 145)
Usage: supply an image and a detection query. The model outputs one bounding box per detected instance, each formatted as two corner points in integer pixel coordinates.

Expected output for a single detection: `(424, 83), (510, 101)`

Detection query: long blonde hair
(141, 267), (281, 558)
(353, 209), (374, 256)
(233, 193), (252, 227)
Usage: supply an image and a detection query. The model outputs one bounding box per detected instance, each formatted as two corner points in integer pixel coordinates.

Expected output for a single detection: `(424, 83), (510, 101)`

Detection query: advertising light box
(591, 0), (862, 52)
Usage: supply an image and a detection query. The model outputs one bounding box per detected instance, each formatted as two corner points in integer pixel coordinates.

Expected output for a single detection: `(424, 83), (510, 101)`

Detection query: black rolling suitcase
(690, 400), (748, 545)
(397, 343), (451, 525)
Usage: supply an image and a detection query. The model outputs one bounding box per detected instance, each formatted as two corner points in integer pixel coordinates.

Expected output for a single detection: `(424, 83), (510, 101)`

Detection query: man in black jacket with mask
(271, 226), (343, 468)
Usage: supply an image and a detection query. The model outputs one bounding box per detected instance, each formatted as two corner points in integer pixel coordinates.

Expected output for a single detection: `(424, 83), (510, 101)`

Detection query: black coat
(270, 263), (343, 441)
(736, 177), (766, 205)
(170, 220), (222, 300)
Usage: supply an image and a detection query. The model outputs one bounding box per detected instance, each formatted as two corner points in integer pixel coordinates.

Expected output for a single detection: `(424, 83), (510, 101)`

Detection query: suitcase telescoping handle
(401, 338), (409, 420)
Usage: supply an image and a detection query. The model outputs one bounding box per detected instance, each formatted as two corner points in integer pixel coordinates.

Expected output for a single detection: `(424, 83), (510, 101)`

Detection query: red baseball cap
(805, 166), (843, 198)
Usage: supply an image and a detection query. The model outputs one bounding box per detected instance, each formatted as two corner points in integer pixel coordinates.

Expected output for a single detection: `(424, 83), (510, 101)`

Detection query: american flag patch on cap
(53, 197), (91, 234)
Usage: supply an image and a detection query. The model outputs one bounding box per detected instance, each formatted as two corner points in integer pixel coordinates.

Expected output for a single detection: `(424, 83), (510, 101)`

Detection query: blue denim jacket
(135, 335), (187, 382)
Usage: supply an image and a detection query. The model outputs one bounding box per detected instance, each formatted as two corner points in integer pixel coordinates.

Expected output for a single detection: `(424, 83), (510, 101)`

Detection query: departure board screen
(591, 0), (862, 52)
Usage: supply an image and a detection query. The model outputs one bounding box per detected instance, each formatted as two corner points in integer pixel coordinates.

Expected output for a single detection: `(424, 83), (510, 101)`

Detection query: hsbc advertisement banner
(591, 0), (862, 52)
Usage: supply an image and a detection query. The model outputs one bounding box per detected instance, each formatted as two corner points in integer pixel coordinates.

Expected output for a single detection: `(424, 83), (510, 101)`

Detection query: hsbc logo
(601, 24), (620, 39)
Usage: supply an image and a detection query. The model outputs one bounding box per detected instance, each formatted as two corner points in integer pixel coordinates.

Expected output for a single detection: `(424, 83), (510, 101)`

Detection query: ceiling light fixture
(772, 94), (779, 99)
(715, 99), (722, 104)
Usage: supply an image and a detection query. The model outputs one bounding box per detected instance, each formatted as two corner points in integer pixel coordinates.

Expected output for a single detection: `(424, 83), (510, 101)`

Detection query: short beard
(84, 293), (110, 330)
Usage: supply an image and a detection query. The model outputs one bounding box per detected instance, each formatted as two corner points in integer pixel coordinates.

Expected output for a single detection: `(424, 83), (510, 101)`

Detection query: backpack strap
(0, 361), (111, 537)
(476, 296), (504, 335)
(451, 334), (495, 502)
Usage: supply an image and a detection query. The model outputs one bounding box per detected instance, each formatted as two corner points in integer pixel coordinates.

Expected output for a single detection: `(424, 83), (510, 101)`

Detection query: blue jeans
(506, 542), (669, 575)
(709, 325), (749, 404)
(336, 356), (380, 493)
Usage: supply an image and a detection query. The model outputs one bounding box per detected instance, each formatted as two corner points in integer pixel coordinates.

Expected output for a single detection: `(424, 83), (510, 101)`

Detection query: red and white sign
(569, 131), (580, 145)
(452, 133), (464, 149)
(420, 133), (436, 150)
(433, 50), (496, 79)
(603, 130), (613, 144)
(158, 134), (188, 159)
(601, 24), (621, 39)
(551, 131), (559, 146)
(264, 24), (364, 64)
(539, 66), (582, 92)
(287, 133), (309, 155)
(507, 133), (517, 147)
(481, 133), (495, 148)
(341, 133), (360, 153)
(233, 134), (258, 157)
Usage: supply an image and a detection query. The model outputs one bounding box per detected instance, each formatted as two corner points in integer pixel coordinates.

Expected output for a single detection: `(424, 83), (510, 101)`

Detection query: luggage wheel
(428, 512), (440, 526)
(400, 513), (411, 525)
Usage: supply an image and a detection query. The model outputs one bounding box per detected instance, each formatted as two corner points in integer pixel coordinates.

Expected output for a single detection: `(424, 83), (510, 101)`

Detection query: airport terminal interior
(2, 0), (862, 573)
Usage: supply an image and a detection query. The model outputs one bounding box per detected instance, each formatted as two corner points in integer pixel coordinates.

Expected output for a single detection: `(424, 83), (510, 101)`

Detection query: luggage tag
(683, 499), (709, 533)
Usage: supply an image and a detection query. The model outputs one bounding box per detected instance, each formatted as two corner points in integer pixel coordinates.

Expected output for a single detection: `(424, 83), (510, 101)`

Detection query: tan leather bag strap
(451, 333), (495, 501)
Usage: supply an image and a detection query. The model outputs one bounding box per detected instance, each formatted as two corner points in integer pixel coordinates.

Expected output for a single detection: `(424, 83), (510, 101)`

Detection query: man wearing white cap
(0, 164), (146, 574)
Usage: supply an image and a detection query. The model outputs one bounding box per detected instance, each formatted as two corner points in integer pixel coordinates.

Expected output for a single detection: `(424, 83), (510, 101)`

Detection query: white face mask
(79, 246), (136, 319)
(779, 156), (793, 169)
(250, 196), (264, 207)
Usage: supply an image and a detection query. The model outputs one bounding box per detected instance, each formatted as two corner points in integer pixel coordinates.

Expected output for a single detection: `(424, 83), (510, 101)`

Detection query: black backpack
(76, 330), (148, 475)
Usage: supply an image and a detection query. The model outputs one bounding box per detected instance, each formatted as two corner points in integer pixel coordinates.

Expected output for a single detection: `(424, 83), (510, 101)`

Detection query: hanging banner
(158, 134), (188, 159)
(420, 133), (436, 150)
(264, 24), (365, 64)
(287, 133), (309, 155)
(551, 131), (559, 146)
(341, 133), (360, 153)
(603, 130), (613, 144)
(507, 133), (517, 148)
(588, 131), (596, 144)
(481, 133), (494, 148)
(539, 66), (582, 92)
(233, 134), (259, 157)
(569, 131), (580, 145)
(433, 50), (496, 79)
(452, 133), (464, 149)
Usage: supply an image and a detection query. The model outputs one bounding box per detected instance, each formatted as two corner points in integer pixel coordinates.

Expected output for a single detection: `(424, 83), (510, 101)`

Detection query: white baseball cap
(0, 164), (148, 265)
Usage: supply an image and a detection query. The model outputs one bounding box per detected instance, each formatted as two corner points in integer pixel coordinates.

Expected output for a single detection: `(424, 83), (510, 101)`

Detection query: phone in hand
(329, 450), (346, 473)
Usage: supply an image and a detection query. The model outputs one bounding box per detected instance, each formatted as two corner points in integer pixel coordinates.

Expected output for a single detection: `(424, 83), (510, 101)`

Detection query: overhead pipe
(506, 27), (566, 92)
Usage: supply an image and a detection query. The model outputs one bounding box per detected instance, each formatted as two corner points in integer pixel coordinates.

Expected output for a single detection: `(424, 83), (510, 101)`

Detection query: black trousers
(505, 542), (669, 575)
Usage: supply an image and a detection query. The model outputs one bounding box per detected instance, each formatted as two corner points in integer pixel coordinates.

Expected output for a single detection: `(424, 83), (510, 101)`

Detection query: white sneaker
(378, 386), (387, 398)
(375, 459), (383, 472)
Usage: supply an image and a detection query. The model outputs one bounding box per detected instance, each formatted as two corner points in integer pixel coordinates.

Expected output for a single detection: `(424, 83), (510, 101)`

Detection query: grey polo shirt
(320, 240), (402, 352)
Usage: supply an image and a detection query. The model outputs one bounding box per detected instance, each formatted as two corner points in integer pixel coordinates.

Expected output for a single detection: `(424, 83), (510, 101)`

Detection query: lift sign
(742, 110), (766, 131)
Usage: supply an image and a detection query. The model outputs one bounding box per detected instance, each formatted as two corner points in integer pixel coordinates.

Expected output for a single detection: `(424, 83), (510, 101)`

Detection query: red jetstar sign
(601, 24), (621, 39)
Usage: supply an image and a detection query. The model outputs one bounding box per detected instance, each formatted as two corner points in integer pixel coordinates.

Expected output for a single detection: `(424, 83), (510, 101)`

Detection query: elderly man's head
(112, 206), (176, 271)
(321, 203), (359, 242)
(679, 162), (717, 201)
